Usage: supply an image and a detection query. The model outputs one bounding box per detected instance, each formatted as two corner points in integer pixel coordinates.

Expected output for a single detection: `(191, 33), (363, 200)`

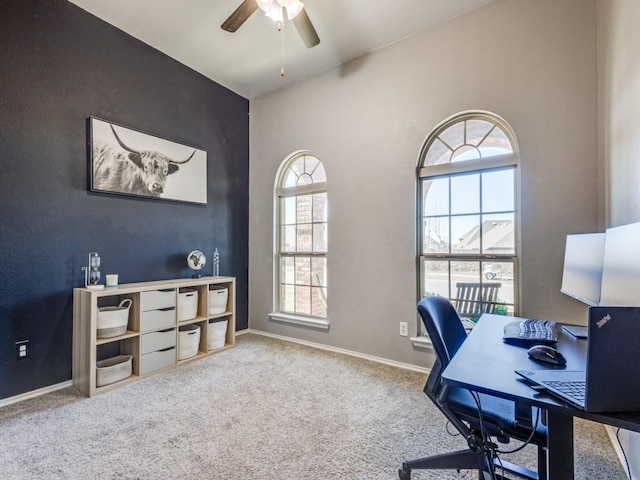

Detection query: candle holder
(82, 252), (104, 290)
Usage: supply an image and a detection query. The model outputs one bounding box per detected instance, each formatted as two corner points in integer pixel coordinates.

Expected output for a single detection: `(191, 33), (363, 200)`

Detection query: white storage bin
(140, 307), (176, 332)
(96, 355), (132, 387)
(140, 289), (176, 311)
(177, 288), (198, 322)
(140, 347), (175, 375)
(208, 286), (228, 315)
(141, 328), (176, 355)
(208, 319), (228, 350)
(97, 299), (132, 338)
(178, 324), (201, 360)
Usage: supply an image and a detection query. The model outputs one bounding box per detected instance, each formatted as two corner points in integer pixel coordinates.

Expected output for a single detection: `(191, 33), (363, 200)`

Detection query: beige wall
(249, 0), (598, 367)
(599, 0), (640, 228)
(598, 0), (640, 475)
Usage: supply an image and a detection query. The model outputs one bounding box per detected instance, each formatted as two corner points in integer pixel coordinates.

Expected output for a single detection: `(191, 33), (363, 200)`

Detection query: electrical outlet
(399, 322), (408, 337)
(16, 340), (30, 360)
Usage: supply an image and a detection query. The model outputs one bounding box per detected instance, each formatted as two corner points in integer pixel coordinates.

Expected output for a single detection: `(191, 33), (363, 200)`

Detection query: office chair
(399, 296), (547, 480)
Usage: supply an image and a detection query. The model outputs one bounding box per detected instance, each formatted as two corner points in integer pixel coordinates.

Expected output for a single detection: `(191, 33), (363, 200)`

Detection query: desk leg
(546, 411), (574, 480)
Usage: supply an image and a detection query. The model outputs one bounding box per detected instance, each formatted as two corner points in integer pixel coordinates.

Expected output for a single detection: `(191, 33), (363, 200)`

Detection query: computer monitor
(560, 232), (605, 306)
(600, 221), (640, 306)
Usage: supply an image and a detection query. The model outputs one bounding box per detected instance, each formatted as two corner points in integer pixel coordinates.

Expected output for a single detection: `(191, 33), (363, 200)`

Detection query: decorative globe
(187, 250), (206, 277)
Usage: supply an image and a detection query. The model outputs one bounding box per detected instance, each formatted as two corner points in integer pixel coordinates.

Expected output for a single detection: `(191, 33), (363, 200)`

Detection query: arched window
(417, 112), (519, 327)
(270, 152), (328, 328)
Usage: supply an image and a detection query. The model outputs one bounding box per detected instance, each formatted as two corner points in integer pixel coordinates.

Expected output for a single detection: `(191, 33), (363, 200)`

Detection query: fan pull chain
(279, 15), (285, 77)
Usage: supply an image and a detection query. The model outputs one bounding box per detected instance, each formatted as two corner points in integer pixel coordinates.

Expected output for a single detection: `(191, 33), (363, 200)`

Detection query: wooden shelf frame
(73, 276), (236, 397)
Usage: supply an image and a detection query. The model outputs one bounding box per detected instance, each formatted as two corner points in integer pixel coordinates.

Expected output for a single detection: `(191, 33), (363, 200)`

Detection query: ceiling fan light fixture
(255, 0), (272, 13)
(265, 4), (283, 22)
(222, 0), (320, 49)
(285, 0), (304, 20)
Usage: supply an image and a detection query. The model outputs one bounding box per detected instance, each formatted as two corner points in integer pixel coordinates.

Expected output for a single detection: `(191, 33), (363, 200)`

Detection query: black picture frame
(88, 117), (207, 204)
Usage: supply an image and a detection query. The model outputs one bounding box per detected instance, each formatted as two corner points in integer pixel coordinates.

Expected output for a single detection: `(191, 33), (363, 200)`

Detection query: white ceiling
(69, 0), (495, 99)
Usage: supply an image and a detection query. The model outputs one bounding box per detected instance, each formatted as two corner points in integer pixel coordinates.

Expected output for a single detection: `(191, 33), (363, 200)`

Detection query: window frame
(269, 151), (329, 329)
(415, 112), (521, 341)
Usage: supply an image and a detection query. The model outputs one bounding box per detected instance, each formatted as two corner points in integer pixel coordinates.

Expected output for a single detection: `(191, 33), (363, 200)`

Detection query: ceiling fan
(221, 0), (320, 48)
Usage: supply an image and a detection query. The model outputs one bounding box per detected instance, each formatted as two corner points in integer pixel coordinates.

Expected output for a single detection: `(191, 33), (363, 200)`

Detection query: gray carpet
(0, 334), (627, 479)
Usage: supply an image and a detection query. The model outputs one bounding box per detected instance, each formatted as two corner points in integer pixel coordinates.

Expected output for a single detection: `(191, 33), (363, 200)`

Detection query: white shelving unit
(73, 276), (235, 397)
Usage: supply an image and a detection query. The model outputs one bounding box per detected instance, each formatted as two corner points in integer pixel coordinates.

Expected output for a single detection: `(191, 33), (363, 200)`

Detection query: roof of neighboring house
(456, 219), (514, 252)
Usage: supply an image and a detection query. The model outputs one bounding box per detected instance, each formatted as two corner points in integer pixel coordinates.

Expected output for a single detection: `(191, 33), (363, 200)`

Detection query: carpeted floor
(0, 333), (628, 479)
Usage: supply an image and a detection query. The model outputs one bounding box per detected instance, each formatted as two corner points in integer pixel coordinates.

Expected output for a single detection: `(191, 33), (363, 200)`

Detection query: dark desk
(442, 314), (640, 479)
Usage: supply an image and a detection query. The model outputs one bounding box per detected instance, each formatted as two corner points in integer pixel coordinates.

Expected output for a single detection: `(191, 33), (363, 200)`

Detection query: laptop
(516, 306), (640, 412)
(561, 324), (588, 339)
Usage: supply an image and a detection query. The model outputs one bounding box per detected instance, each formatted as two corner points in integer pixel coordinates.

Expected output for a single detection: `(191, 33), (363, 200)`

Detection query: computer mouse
(527, 345), (567, 366)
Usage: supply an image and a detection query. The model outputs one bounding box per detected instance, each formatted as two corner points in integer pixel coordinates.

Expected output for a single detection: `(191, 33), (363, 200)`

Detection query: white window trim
(273, 151), (328, 320)
(416, 111), (521, 337)
(410, 335), (433, 350)
(268, 312), (330, 329)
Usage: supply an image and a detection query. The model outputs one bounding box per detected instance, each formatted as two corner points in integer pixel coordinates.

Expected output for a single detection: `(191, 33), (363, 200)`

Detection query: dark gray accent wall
(0, 0), (249, 400)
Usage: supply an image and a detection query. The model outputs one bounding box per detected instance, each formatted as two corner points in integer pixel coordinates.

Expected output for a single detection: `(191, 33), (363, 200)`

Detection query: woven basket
(97, 299), (132, 338)
(208, 319), (228, 350)
(96, 355), (132, 387)
(208, 286), (228, 315)
(177, 288), (198, 322)
(178, 324), (201, 360)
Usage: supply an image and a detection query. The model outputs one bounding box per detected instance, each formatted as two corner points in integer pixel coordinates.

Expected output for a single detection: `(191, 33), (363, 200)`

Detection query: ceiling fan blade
(292, 7), (320, 48)
(221, 0), (259, 33)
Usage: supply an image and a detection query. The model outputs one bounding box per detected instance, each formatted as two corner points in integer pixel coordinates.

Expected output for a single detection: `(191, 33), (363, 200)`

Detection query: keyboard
(503, 319), (558, 347)
(543, 380), (586, 404)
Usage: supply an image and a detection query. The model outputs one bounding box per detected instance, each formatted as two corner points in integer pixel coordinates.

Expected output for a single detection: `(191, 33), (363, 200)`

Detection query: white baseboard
(605, 425), (632, 480)
(246, 328), (430, 374)
(0, 380), (73, 409)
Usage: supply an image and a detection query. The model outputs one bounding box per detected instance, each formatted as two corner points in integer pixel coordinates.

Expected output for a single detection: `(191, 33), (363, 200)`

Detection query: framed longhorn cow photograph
(88, 117), (207, 204)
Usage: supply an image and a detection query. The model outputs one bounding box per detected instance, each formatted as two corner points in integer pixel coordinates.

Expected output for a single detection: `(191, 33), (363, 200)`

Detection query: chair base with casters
(399, 367), (545, 480)
(399, 296), (547, 480)
(399, 447), (540, 480)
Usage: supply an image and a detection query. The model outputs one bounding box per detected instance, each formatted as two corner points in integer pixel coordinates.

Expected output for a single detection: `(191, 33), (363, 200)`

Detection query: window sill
(268, 312), (330, 330)
(410, 336), (433, 350)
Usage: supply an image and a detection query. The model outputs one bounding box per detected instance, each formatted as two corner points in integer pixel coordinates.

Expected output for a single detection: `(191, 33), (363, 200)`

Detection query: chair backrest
(454, 282), (502, 318)
(418, 296), (468, 405)
(417, 296), (467, 367)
